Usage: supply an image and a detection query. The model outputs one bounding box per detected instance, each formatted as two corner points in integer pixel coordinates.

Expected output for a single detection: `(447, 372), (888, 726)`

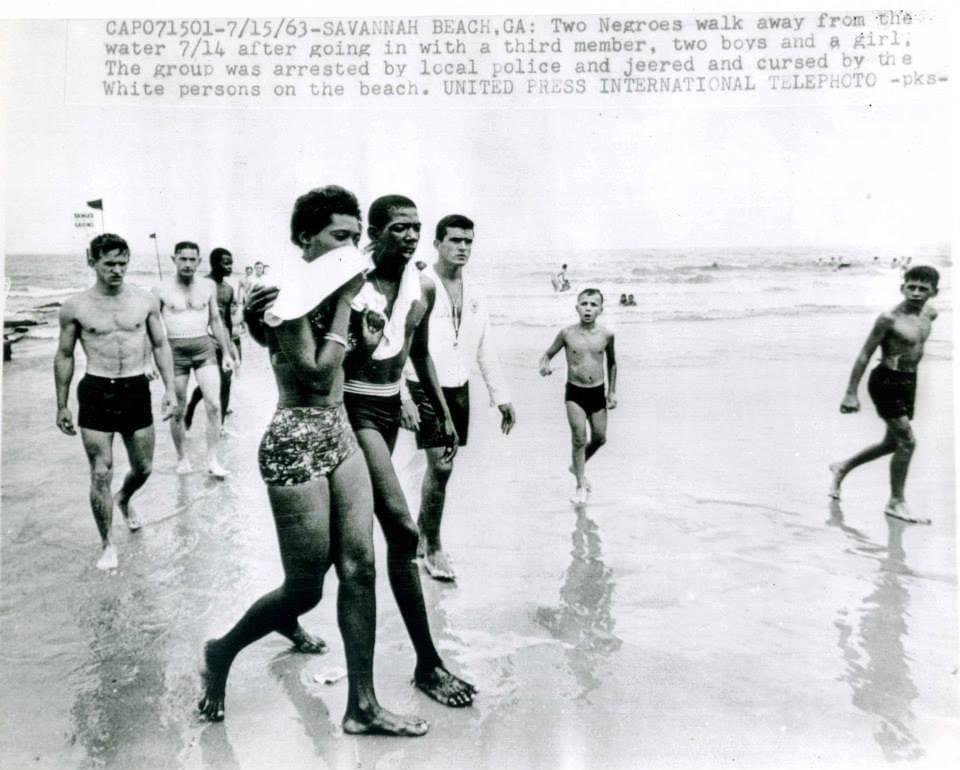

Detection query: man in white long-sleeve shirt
(401, 214), (516, 581)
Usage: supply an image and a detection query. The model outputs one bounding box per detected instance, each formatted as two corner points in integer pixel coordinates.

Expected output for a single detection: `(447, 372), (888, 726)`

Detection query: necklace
(441, 276), (463, 343)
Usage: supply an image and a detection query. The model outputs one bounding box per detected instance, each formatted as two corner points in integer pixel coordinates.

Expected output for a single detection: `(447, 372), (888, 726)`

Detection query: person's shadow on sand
(535, 504), (622, 700)
(830, 501), (923, 762)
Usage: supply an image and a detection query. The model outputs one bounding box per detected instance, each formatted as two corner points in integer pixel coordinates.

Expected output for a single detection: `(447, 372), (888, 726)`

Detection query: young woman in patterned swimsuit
(197, 186), (428, 737)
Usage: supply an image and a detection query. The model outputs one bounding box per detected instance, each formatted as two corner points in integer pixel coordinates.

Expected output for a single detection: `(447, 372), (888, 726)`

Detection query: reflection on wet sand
(266, 654), (346, 760)
(831, 502), (923, 762)
(535, 505), (622, 700)
(71, 583), (183, 768)
(70, 471), (249, 768)
(198, 721), (241, 770)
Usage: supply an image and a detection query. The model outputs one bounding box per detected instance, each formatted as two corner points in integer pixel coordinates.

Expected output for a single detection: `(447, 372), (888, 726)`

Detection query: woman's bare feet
(285, 624), (328, 654)
(197, 640), (230, 721)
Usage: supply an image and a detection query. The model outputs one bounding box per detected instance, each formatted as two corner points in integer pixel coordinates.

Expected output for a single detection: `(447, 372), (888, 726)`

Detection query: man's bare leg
(883, 417), (930, 524)
(584, 409), (608, 479)
(171, 374), (192, 473)
(417, 446), (456, 581)
(330, 453), (428, 736)
(194, 364), (227, 477)
(80, 428), (118, 569)
(354, 428), (476, 707)
(829, 426), (896, 499)
(565, 402), (589, 502)
(114, 425), (155, 531)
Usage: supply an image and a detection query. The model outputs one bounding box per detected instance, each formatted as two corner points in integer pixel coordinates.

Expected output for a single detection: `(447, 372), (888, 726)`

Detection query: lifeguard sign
(74, 212), (96, 228)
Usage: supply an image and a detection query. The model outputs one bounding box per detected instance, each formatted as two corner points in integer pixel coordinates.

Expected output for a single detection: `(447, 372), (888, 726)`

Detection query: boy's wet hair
(578, 288), (604, 304)
(436, 214), (474, 241)
(89, 233), (129, 260)
(210, 247), (232, 267)
(290, 186), (361, 247)
(368, 194), (416, 231)
(903, 265), (939, 288)
(175, 240), (200, 255)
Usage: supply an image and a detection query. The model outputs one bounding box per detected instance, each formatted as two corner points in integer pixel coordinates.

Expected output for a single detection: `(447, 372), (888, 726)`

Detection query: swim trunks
(344, 391), (402, 451)
(407, 380), (469, 449)
(77, 374), (153, 434)
(171, 335), (218, 376)
(258, 404), (358, 486)
(565, 382), (606, 416)
(867, 364), (917, 420)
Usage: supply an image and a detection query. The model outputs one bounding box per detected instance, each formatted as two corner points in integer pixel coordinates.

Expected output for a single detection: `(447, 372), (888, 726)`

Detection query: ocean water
(5, 245), (953, 348)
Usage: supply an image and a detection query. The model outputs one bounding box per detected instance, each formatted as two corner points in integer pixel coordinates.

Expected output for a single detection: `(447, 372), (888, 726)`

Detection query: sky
(1, 11), (954, 265)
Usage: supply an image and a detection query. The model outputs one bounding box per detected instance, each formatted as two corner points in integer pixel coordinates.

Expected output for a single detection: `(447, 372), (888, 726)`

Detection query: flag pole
(150, 234), (163, 279)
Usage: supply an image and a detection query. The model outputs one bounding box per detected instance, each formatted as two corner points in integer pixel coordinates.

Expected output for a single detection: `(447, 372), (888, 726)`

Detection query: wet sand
(1, 309), (956, 769)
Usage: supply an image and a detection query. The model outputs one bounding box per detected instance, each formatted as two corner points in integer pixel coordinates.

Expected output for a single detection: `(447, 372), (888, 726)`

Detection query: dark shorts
(258, 405), (358, 486)
(407, 380), (470, 449)
(867, 364), (917, 421)
(77, 374), (153, 435)
(171, 336), (218, 377)
(565, 382), (606, 416)
(344, 391), (402, 451)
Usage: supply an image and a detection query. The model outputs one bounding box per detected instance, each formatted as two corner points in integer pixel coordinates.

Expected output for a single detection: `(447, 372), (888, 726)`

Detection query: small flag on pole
(86, 199), (103, 210)
(149, 233), (156, 238)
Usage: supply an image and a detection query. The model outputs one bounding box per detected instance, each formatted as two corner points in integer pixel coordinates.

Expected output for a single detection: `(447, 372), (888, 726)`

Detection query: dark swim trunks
(77, 374), (153, 434)
(171, 335), (218, 376)
(258, 405), (358, 486)
(565, 382), (606, 416)
(343, 391), (402, 451)
(407, 380), (470, 449)
(867, 364), (917, 420)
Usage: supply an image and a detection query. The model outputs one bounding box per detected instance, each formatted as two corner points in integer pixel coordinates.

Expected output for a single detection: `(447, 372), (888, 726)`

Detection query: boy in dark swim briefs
(829, 265), (940, 524)
(539, 288), (617, 504)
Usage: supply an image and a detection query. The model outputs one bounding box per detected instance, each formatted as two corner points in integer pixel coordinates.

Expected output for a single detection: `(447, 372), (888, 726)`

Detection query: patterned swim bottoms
(258, 404), (359, 486)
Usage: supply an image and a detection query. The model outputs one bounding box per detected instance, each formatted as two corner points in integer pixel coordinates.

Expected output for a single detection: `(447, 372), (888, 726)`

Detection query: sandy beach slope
(0, 297), (955, 769)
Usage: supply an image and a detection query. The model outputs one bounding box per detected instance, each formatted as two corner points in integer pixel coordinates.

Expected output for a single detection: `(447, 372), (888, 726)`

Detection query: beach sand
(1, 298), (956, 769)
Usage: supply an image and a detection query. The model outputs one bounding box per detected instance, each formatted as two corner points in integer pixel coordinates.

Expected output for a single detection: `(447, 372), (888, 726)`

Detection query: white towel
(264, 246), (373, 327)
(351, 259), (422, 360)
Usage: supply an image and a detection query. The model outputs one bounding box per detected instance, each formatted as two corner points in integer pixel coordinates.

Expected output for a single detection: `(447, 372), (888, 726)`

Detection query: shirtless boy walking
(155, 241), (236, 477)
(55, 234), (176, 569)
(540, 289), (617, 504)
(829, 265), (940, 524)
